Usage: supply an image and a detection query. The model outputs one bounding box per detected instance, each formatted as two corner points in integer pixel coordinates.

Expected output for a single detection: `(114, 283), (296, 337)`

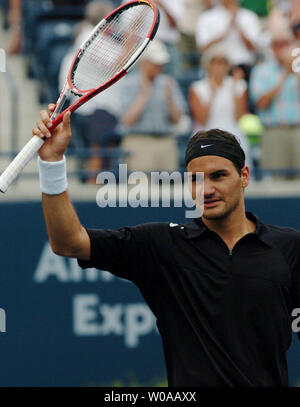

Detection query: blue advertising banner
(0, 197), (299, 386)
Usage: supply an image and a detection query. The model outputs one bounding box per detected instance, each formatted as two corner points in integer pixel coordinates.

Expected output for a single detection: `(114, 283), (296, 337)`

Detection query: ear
(241, 166), (250, 189)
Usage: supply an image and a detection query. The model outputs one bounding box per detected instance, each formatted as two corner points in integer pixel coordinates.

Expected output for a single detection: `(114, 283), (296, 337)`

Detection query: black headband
(185, 138), (245, 168)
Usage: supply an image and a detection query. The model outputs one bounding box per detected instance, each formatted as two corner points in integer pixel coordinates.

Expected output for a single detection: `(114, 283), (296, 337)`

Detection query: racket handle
(0, 136), (44, 193)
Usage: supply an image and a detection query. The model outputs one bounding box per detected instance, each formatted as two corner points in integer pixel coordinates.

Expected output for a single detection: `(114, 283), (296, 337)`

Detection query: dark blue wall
(0, 197), (299, 386)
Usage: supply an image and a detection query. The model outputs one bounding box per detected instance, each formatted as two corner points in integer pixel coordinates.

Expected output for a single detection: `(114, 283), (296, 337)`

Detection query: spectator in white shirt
(59, 1), (122, 182)
(153, 0), (184, 77)
(188, 44), (251, 168)
(119, 40), (187, 171)
(179, 0), (213, 71)
(195, 0), (261, 70)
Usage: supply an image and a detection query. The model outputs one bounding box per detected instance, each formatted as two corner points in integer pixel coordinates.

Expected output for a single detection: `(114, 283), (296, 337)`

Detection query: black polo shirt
(78, 212), (300, 387)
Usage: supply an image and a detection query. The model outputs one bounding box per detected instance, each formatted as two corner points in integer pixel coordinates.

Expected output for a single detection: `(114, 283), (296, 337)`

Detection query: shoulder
(239, 7), (260, 22)
(197, 7), (222, 23)
(191, 78), (208, 92)
(250, 61), (277, 81)
(264, 223), (300, 246)
(127, 221), (178, 239)
(133, 221), (187, 235)
(252, 60), (277, 73)
(128, 221), (189, 249)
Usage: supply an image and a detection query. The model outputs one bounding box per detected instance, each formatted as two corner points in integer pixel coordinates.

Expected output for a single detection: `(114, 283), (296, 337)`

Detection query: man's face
(187, 155), (249, 221)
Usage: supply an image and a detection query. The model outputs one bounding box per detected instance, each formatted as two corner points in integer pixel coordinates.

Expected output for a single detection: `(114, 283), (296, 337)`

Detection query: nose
(204, 180), (216, 197)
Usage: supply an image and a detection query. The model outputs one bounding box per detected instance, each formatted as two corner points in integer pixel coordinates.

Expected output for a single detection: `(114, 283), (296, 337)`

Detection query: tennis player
(33, 108), (300, 387)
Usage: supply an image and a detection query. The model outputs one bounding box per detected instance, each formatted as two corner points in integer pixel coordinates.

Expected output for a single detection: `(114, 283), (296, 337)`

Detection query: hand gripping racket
(0, 0), (160, 193)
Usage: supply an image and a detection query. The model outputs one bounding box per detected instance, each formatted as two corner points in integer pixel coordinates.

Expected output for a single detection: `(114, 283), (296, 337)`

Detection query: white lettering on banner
(125, 304), (156, 347)
(0, 48), (6, 72)
(73, 294), (157, 347)
(33, 242), (118, 283)
(73, 294), (99, 335)
(292, 308), (300, 333)
(0, 308), (6, 333)
(34, 242), (69, 282)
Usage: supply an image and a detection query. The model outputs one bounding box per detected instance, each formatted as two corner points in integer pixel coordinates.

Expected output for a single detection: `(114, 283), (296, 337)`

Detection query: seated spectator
(6, 0), (89, 54)
(150, 0), (184, 77)
(250, 31), (300, 180)
(6, 0), (22, 54)
(118, 40), (187, 172)
(195, 0), (261, 79)
(59, 1), (121, 182)
(189, 44), (251, 168)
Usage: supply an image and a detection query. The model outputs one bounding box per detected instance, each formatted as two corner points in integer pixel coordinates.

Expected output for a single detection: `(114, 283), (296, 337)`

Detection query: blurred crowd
(2, 0), (300, 182)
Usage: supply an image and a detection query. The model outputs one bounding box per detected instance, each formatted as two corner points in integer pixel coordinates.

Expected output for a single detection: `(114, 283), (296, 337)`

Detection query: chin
(203, 207), (228, 221)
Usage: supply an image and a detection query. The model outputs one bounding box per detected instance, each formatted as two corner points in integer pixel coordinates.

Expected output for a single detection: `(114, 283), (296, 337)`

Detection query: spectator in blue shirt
(119, 40), (187, 172)
(250, 32), (300, 179)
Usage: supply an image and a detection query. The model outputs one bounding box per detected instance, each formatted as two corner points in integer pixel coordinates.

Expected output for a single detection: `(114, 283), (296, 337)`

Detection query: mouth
(204, 199), (221, 209)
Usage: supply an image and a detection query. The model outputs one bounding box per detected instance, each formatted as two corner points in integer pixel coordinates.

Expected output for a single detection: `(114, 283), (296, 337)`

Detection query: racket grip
(0, 136), (44, 193)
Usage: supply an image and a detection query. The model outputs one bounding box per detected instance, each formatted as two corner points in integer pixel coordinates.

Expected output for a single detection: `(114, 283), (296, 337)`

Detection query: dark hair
(186, 129), (245, 175)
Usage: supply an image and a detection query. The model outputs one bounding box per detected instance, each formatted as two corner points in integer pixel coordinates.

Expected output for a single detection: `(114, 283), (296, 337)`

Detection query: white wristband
(38, 156), (68, 195)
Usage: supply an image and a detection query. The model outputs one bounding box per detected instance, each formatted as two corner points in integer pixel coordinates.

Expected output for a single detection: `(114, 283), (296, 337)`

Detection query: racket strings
(72, 4), (154, 91)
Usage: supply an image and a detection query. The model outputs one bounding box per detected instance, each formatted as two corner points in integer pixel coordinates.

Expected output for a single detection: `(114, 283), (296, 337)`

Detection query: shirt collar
(184, 211), (273, 247)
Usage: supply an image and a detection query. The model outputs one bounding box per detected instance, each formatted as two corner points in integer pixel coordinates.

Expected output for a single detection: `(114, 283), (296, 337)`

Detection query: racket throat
(51, 87), (72, 120)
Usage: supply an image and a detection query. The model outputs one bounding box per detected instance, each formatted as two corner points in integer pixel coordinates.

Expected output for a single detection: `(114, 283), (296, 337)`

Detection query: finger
(40, 110), (53, 129)
(62, 111), (71, 134)
(36, 119), (52, 138)
(32, 127), (43, 138)
(48, 104), (56, 113)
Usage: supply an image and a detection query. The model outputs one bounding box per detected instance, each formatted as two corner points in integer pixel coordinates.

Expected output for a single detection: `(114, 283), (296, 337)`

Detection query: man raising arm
(33, 110), (300, 387)
(32, 105), (90, 261)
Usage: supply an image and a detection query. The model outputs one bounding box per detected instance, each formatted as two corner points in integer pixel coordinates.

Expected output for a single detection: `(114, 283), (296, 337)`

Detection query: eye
(212, 172), (226, 179)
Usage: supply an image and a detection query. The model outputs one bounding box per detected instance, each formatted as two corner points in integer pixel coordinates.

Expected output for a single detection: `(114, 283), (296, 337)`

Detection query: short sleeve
(77, 222), (170, 284)
(238, 10), (261, 46)
(195, 15), (214, 48)
(191, 80), (210, 104)
(161, 0), (183, 24)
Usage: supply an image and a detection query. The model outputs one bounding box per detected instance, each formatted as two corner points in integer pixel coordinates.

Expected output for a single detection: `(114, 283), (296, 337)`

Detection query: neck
(209, 72), (224, 85)
(223, 2), (238, 12)
(202, 204), (256, 248)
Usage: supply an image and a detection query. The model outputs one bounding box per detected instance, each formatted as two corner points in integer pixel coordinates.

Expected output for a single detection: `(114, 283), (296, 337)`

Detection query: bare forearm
(42, 192), (90, 259)
(194, 104), (211, 125)
(235, 92), (248, 119)
(189, 88), (212, 125)
(257, 84), (282, 110)
(201, 36), (224, 53)
(167, 99), (182, 124)
(156, 1), (177, 28)
(237, 28), (255, 51)
(9, 0), (22, 25)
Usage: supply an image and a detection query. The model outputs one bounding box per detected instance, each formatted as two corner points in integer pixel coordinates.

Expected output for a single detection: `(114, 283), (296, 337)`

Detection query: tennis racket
(0, 0), (160, 193)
